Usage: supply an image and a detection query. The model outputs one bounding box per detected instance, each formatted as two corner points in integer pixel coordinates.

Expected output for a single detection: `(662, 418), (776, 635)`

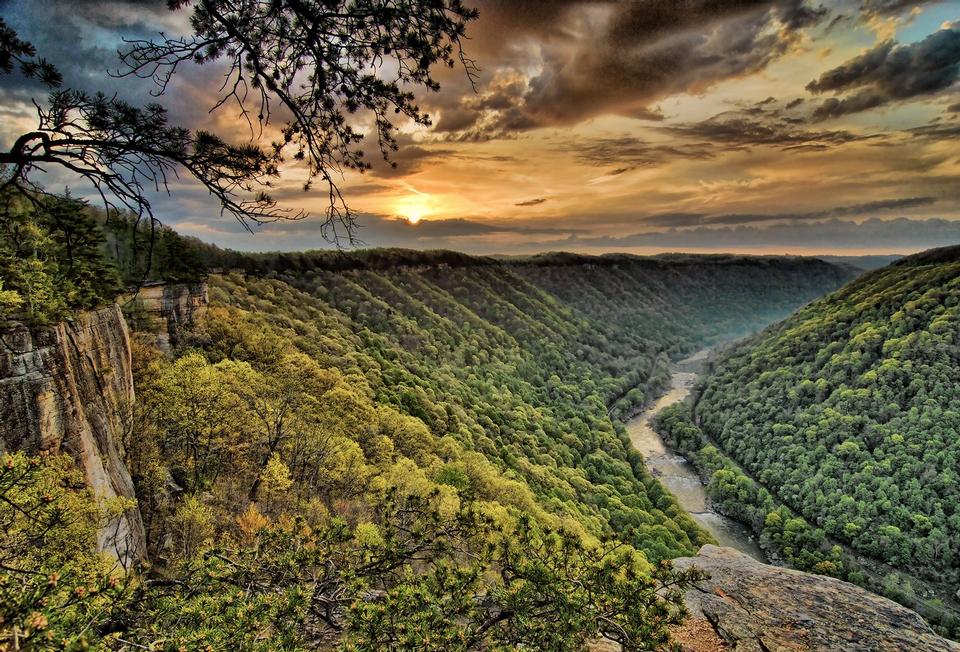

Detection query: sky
(1, 0), (959, 255)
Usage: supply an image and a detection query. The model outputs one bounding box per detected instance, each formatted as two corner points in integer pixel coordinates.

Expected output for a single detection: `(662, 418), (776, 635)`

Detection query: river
(626, 350), (766, 561)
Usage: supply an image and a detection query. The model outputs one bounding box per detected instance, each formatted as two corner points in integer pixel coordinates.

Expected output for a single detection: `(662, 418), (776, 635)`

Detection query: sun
(394, 194), (433, 224)
(405, 205), (427, 224)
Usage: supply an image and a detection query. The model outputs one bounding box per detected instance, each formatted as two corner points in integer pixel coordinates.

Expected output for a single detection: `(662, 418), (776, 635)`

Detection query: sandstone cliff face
(131, 282), (207, 352)
(0, 306), (146, 567)
(675, 545), (958, 651)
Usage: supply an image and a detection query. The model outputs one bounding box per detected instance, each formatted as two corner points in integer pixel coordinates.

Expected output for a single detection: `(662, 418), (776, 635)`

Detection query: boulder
(674, 545), (958, 651)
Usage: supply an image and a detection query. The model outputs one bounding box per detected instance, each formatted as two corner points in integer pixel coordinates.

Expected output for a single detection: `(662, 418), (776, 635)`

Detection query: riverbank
(625, 350), (765, 561)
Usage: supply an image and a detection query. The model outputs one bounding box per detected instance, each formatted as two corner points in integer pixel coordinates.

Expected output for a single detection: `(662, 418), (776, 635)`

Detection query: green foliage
(0, 452), (130, 650)
(655, 405), (845, 577)
(698, 257), (960, 575)
(0, 279), (23, 319)
(190, 253), (847, 558)
(102, 211), (243, 285)
(690, 251), (960, 635)
(125, 491), (703, 651)
(0, 235), (855, 648)
(0, 191), (120, 324)
(115, 250), (846, 647)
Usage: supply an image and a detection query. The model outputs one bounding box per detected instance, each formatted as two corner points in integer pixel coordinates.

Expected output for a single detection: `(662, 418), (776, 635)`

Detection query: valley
(3, 1), (959, 648)
(2, 194), (958, 649)
(627, 351), (765, 561)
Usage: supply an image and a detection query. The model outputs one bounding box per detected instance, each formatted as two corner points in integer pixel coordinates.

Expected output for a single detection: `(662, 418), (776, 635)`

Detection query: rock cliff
(0, 305), (146, 567)
(674, 545), (958, 651)
(130, 282), (207, 352)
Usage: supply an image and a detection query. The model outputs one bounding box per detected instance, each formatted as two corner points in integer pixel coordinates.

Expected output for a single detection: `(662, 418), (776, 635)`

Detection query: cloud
(1, 0), (181, 97)
(660, 111), (882, 150)
(807, 27), (960, 120)
(709, 196), (937, 224)
(637, 213), (709, 228)
(858, 0), (943, 19)
(430, 0), (830, 138)
(557, 217), (960, 251)
(515, 198), (548, 207)
(171, 211), (588, 252)
(355, 216), (577, 239)
(907, 121), (960, 140)
(561, 136), (715, 167)
(356, 133), (456, 178)
(639, 196), (938, 227)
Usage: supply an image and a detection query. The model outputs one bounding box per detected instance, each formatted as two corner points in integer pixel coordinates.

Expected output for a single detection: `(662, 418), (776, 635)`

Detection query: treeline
(513, 256), (853, 405)
(689, 247), (960, 636)
(0, 190), (243, 324)
(0, 191), (121, 323)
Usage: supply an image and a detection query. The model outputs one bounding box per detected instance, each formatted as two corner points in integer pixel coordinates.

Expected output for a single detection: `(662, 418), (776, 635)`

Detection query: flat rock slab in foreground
(674, 545), (958, 652)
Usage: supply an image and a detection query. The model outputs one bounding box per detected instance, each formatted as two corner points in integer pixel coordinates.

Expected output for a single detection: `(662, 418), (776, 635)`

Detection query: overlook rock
(674, 545), (958, 651)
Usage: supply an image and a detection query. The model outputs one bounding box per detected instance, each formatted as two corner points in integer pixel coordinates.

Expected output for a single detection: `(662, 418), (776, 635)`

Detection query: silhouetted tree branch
(118, 0), (478, 243)
(0, 89), (288, 227)
(1, 1), (478, 242)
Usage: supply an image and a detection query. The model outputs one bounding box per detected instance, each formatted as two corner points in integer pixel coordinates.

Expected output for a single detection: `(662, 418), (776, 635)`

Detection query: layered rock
(0, 306), (146, 567)
(675, 545), (958, 651)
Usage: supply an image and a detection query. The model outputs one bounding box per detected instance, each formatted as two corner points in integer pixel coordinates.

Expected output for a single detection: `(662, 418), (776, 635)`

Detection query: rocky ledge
(674, 545), (958, 652)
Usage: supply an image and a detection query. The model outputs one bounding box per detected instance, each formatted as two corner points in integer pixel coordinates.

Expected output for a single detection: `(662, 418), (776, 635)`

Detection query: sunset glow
(393, 194), (434, 224)
(3, 1), (959, 255)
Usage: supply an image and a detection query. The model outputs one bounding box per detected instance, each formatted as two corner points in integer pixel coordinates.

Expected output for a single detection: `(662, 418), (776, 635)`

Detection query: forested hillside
(0, 198), (858, 649)
(195, 253), (852, 559)
(123, 249), (852, 649)
(684, 245), (960, 634)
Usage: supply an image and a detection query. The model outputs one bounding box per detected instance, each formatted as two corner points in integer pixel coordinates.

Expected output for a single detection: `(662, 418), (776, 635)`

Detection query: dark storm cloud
(518, 1), (817, 127)
(639, 196), (938, 227)
(807, 27), (960, 120)
(660, 111), (882, 150)
(1, 0), (176, 96)
(562, 137), (715, 167)
(431, 0), (830, 138)
(0, 0), (237, 138)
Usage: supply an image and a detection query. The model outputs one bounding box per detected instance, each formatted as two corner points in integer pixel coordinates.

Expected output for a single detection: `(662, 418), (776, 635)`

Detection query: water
(626, 351), (766, 561)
